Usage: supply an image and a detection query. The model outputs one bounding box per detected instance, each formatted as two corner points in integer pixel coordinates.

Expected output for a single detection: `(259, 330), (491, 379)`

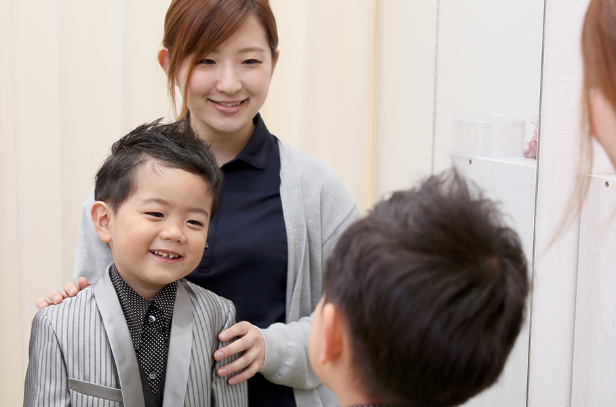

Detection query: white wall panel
(455, 156), (536, 407)
(529, 1), (590, 406)
(572, 174), (616, 406)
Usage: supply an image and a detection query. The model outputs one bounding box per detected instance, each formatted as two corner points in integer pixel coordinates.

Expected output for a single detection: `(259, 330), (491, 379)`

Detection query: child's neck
(115, 267), (165, 300)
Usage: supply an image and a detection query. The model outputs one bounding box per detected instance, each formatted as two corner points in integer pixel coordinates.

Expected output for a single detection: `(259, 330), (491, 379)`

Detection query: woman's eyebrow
(238, 46), (265, 54)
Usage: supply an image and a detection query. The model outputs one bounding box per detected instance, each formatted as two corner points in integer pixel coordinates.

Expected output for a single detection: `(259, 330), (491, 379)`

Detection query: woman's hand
(214, 321), (265, 385)
(35, 277), (92, 310)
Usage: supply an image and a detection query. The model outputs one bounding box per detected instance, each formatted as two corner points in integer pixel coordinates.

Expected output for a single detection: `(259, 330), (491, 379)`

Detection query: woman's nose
(216, 64), (242, 94)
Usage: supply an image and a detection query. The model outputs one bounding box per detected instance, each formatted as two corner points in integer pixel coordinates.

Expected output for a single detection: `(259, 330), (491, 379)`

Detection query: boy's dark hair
(323, 169), (528, 407)
(95, 118), (223, 215)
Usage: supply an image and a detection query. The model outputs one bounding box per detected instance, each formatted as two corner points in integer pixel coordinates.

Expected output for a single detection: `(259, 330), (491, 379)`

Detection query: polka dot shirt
(110, 264), (177, 395)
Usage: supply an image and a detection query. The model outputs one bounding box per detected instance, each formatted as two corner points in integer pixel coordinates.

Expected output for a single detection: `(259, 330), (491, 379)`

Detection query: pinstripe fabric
(25, 270), (247, 407)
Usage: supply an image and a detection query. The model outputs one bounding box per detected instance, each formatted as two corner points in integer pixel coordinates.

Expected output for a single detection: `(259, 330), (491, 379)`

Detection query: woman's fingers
(35, 297), (53, 310)
(218, 320), (251, 342)
(216, 347), (261, 379)
(37, 280), (88, 311)
(63, 282), (79, 297)
(46, 289), (66, 305)
(77, 277), (92, 291)
(213, 321), (265, 384)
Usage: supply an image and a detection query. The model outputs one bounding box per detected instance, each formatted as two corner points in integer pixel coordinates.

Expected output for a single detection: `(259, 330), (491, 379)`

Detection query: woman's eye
(198, 58), (215, 65)
(146, 212), (164, 218)
(243, 59), (262, 65)
(187, 220), (204, 227)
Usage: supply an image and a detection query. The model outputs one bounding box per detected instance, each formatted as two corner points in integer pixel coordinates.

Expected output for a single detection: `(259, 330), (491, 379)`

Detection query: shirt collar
(231, 113), (270, 170)
(109, 264), (178, 349)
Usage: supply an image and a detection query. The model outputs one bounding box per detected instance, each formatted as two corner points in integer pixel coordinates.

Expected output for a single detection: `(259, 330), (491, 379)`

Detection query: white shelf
(453, 155), (537, 407)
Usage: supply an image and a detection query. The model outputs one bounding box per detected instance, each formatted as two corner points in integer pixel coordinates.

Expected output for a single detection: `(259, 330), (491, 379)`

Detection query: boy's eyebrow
(142, 198), (169, 206)
(141, 198), (210, 217)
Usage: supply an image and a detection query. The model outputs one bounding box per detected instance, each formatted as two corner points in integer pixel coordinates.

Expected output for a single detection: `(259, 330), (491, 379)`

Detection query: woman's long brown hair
(555, 0), (616, 239)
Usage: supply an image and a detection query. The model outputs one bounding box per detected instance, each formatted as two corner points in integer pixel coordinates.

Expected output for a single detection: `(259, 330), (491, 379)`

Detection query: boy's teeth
(152, 250), (179, 259)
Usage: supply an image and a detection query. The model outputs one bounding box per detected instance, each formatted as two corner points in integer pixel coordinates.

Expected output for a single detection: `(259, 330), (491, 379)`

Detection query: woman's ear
(271, 50), (280, 74)
(91, 201), (113, 244)
(158, 46), (171, 75)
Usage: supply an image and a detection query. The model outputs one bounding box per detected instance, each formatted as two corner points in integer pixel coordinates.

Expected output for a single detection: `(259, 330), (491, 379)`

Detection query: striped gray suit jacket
(24, 268), (247, 407)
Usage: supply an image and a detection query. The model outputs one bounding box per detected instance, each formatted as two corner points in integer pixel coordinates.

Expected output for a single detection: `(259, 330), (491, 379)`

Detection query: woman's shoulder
(276, 138), (358, 217)
(276, 138), (347, 189)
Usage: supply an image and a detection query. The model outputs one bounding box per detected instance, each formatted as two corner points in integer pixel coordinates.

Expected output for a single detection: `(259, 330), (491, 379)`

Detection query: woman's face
(591, 90), (616, 169)
(174, 15), (278, 142)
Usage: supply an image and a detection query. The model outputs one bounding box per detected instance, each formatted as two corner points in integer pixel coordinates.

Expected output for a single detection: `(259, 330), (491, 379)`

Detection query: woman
(39, 1), (360, 406)
(582, 0), (616, 171)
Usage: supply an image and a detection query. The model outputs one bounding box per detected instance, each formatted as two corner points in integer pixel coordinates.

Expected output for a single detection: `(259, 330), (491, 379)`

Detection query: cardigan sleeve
(259, 143), (361, 389)
(72, 189), (114, 284)
(259, 205), (359, 389)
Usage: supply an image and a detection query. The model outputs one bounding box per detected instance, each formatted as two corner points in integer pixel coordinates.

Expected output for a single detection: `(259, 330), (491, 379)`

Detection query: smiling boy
(24, 120), (247, 407)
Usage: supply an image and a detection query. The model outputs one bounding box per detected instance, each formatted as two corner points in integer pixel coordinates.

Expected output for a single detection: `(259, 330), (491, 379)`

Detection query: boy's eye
(187, 220), (204, 227)
(146, 212), (164, 218)
(198, 58), (215, 65)
(243, 59), (262, 65)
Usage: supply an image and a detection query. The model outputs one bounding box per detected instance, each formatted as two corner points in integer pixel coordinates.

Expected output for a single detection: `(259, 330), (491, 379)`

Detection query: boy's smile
(93, 164), (213, 300)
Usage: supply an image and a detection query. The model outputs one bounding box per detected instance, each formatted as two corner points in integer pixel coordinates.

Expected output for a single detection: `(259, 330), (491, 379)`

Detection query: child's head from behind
(310, 169), (529, 407)
(92, 119), (223, 299)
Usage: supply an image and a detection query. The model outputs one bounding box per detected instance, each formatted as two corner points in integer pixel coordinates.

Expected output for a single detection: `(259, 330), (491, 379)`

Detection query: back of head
(162, 0), (279, 117)
(324, 169), (529, 407)
(95, 118), (223, 214)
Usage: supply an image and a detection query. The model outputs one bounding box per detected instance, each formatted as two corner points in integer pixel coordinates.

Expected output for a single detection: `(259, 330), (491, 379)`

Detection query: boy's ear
(91, 201), (112, 243)
(320, 302), (345, 365)
(158, 47), (171, 75)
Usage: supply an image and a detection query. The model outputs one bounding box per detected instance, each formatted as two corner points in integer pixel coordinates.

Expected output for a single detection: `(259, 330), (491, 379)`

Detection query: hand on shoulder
(35, 277), (92, 311)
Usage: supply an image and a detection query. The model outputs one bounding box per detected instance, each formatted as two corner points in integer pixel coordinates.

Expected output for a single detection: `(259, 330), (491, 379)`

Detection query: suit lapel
(93, 266), (146, 407)
(162, 280), (194, 406)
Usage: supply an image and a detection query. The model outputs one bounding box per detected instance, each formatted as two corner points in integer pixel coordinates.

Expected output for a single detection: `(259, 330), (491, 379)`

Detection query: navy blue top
(186, 114), (296, 407)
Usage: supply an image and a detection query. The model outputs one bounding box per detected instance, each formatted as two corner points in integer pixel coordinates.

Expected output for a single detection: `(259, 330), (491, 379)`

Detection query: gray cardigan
(73, 139), (361, 407)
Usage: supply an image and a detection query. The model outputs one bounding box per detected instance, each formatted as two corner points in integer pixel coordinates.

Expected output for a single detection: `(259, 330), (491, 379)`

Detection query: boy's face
(100, 165), (212, 295)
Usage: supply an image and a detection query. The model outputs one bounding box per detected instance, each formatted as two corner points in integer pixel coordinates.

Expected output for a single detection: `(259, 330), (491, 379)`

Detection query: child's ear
(91, 201), (112, 243)
(158, 47), (171, 75)
(320, 303), (344, 365)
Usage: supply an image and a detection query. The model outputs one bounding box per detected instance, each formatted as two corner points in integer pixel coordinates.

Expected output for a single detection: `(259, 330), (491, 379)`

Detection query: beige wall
(1, 1), (439, 404)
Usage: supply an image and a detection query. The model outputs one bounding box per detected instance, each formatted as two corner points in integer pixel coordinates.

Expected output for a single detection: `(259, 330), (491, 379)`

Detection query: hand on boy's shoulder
(34, 277), (92, 311)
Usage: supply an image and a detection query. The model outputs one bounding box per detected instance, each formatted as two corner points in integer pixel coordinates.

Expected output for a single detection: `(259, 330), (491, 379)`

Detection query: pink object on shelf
(524, 115), (539, 159)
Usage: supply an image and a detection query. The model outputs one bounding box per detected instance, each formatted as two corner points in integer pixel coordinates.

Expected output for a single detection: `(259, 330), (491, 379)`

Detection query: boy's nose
(160, 223), (186, 243)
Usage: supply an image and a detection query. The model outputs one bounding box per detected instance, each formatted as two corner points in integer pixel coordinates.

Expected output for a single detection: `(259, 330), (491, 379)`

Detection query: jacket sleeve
(259, 176), (361, 390)
(211, 300), (248, 407)
(72, 189), (114, 284)
(24, 312), (71, 407)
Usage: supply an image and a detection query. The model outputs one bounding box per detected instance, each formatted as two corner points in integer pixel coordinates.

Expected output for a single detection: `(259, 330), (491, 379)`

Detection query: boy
(24, 120), (247, 407)
(309, 170), (529, 407)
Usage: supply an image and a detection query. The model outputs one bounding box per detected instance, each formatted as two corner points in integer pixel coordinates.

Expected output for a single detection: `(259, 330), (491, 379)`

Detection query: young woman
(39, 1), (359, 406)
(582, 0), (616, 170)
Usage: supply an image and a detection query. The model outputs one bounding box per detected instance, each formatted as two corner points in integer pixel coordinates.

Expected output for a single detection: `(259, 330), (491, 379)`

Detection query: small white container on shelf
(453, 113), (526, 158)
